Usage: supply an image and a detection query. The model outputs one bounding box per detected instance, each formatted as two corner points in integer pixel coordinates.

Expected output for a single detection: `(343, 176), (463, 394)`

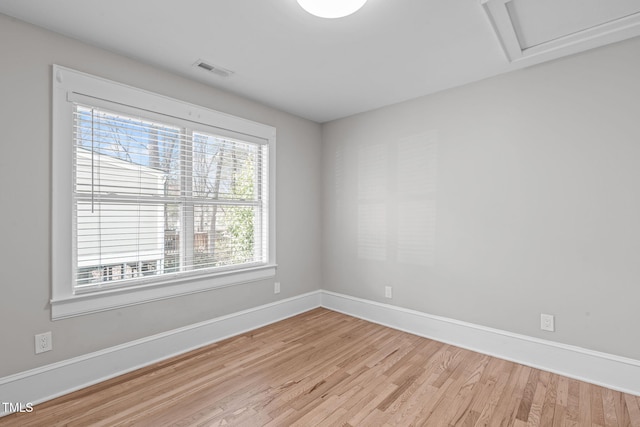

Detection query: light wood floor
(2, 308), (639, 426)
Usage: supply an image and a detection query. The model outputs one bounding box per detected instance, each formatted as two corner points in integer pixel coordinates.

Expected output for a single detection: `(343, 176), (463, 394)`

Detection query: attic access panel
(482, 0), (640, 62)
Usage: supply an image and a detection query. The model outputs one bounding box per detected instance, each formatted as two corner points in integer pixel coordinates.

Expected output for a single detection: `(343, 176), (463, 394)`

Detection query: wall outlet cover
(384, 286), (393, 299)
(540, 314), (555, 332)
(35, 331), (52, 354)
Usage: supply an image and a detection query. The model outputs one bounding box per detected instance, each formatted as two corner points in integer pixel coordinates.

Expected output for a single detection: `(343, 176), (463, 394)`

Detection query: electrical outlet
(35, 332), (52, 354)
(384, 286), (393, 299)
(274, 282), (281, 294)
(540, 314), (555, 332)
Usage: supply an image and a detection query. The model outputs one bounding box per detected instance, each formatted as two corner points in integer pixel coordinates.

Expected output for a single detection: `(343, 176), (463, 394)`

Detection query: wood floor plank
(459, 357), (503, 422)
(517, 368), (540, 422)
(488, 363), (532, 426)
(579, 380), (594, 426)
(472, 363), (514, 426)
(624, 394), (640, 427)
(614, 392), (631, 427)
(346, 383), (397, 426)
(552, 375), (568, 427)
(1, 308), (639, 427)
(432, 353), (489, 425)
(602, 388), (620, 427)
(591, 384), (607, 427)
(526, 371), (548, 427)
(538, 373), (559, 426)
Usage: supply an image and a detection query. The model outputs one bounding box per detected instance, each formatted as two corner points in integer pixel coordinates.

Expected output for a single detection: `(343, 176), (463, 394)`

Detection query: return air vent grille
(193, 60), (234, 78)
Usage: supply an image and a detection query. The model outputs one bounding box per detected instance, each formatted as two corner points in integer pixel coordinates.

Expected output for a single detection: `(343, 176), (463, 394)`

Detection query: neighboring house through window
(52, 65), (276, 319)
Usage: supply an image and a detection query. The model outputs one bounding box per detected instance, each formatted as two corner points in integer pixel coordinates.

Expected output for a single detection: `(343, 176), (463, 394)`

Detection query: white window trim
(52, 65), (276, 320)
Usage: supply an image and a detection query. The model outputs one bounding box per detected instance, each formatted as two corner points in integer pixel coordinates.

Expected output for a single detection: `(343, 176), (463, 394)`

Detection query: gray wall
(0, 14), (322, 376)
(322, 36), (640, 360)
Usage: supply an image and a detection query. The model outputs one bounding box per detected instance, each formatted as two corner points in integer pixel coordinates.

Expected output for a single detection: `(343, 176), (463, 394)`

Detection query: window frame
(52, 65), (277, 320)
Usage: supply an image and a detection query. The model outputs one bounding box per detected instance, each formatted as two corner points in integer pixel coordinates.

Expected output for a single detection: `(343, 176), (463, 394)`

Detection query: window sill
(51, 264), (277, 320)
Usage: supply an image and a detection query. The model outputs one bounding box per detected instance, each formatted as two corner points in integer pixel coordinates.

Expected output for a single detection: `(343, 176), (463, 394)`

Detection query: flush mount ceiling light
(297, 0), (368, 18)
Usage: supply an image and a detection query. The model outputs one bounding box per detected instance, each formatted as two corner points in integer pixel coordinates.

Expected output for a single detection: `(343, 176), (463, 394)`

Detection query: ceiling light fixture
(297, 0), (368, 19)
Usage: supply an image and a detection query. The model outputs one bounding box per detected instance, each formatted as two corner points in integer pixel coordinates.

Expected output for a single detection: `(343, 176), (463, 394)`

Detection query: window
(52, 65), (276, 319)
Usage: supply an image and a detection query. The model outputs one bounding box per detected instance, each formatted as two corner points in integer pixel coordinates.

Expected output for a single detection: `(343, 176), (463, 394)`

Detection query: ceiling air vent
(193, 59), (234, 78)
(481, 0), (640, 63)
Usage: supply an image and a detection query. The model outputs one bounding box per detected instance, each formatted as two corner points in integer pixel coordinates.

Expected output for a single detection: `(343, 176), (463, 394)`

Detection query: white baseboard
(0, 291), (321, 417)
(320, 290), (640, 396)
(2, 288), (638, 418)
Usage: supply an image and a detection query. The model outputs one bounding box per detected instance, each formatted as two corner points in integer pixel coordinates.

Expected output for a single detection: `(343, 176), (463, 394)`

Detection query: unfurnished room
(0, 0), (639, 425)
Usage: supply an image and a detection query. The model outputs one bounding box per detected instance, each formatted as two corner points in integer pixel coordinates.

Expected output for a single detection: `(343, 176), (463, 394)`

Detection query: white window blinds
(72, 105), (269, 292)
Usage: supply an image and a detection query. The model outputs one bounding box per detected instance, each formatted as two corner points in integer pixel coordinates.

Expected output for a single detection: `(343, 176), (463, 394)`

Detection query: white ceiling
(1, 0), (639, 123)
